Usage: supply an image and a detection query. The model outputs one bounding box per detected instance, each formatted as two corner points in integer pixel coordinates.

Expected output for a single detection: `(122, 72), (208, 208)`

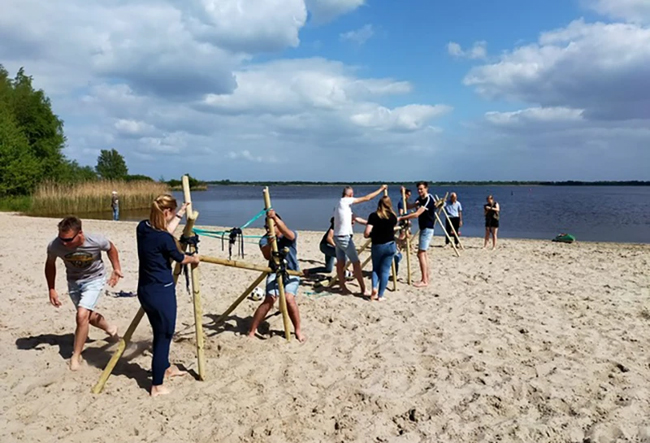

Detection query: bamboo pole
(199, 255), (301, 276)
(402, 187), (412, 285)
(385, 188), (397, 291)
(92, 308), (145, 394)
(434, 193), (464, 252)
(440, 206), (465, 250)
(211, 272), (268, 326)
(187, 210), (206, 381)
(262, 187), (292, 341)
(434, 211), (460, 257)
(326, 238), (372, 288)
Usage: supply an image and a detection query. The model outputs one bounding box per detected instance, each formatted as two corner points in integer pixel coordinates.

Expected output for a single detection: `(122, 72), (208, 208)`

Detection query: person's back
(136, 220), (184, 286)
(367, 212), (397, 245)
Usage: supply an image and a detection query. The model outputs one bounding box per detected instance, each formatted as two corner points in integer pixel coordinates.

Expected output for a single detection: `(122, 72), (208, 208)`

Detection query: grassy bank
(0, 195), (33, 212)
(29, 180), (170, 216)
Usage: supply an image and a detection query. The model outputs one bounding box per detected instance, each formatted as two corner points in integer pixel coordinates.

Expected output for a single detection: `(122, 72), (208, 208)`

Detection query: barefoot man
(399, 182), (437, 287)
(333, 184), (387, 295)
(248, 210), (305, 342)
(45, 216), (123, 370)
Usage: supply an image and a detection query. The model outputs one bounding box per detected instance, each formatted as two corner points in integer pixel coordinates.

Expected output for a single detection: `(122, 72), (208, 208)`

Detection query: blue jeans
(304, 243), (337, 274)
(394, 251), (402, 275)
(371, 242), (396, 297)
(112, 207), (119, 221)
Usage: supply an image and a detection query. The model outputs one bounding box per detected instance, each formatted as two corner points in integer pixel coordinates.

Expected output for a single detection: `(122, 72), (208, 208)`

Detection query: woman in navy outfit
(136, 194), (199, 397)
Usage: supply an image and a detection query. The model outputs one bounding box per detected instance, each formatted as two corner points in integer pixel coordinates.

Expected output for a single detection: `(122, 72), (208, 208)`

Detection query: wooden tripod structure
(92, 179), (298, 394)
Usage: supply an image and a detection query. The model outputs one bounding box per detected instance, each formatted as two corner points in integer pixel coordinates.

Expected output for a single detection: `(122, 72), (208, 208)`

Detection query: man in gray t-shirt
(45, 216), (123, 370)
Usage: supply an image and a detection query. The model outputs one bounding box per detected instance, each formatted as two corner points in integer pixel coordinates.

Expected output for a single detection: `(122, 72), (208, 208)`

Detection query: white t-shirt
(333, 197), (355, 236)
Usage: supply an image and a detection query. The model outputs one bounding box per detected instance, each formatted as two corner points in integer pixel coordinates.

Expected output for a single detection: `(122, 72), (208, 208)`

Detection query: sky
(1, 0), (649, 182)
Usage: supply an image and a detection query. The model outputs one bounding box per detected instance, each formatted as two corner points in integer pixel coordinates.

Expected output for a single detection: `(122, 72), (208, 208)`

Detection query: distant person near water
(136, 195), (198, 397)
(332, 185), (387, 295)
(483, 195), (500, 249)
(399, 182), (438, 288)
(444, 192), (462, 247)
(364, 196), (398, 301)
(248, 210), (305, 342)
(45, 216), (123, 371)
(111, 191), (119, 221)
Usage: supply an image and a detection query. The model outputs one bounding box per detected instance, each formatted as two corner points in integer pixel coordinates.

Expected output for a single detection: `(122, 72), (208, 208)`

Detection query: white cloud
(114, 119), (158, 138)
(447, 41), (487, 60)
(305, 0), (365, 24)
(586, 0), (650, 24)
(484, 107), (584, 126)
(350, 104), (452, 131)
(340, 24), (374, 45)
(464, 19), (650, 120)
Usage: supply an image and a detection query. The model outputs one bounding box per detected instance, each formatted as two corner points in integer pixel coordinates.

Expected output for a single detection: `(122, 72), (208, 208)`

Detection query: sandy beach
(0, 212), (648, 443)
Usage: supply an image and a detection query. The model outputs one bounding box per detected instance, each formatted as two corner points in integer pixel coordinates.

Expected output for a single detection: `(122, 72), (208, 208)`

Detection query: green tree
(96, 149), (129, 180)
(0, 106), (40, 196)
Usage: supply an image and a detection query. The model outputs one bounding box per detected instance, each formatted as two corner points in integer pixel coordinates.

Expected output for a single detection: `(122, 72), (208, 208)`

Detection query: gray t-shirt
(47, 233), (111, 283)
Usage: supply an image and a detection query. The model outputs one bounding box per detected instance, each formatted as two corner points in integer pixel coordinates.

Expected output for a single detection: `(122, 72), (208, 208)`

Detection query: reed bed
(30, 180), (170, 216)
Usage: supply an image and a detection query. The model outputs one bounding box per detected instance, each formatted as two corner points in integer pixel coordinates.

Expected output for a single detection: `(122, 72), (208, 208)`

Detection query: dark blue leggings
(138, 283), (177, 386)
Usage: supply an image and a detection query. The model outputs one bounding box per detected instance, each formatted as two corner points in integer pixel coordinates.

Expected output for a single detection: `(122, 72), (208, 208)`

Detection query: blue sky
(1, 0), (649, 181)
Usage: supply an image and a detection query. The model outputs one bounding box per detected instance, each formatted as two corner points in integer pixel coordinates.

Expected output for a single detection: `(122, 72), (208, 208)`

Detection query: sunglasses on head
(59, 231), (80, 243)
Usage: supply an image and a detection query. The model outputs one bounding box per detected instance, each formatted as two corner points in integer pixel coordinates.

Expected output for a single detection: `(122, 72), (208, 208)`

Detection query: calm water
(89, 185), (650, 243)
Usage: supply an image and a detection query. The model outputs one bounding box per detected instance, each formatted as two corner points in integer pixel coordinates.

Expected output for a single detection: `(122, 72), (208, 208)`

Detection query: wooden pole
(199, 255), (301, 276)
(402, 187), (412, 285)
(385, 188), (397, 291)
(326, 238), (372, 288)
(211, 272), (268, 326)
(92, 308), (145, 394)
(186, 211), (206, 381)
(434, 211), (460, 257)
(262, 187), (292, 342)
(440, 206), (465, 250)
(434, 193), (463, 252)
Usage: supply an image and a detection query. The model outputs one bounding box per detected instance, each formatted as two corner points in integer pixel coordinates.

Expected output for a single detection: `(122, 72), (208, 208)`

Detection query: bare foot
(106, 325), (119, 342)
(377, 297), (385, 302)
(69, 354), (84, 371)
(247, 331), (256, 339)
(370, 294), (379, 301)
(165, 365), (188, 379)
(413, 281), (429, 288)
(295, 330), (307, 343)
(340, 286), (351, 296)
(151, 385), (171, 397)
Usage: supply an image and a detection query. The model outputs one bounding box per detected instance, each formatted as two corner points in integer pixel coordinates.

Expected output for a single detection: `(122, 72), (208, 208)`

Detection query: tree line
(0, 65), (153, 198)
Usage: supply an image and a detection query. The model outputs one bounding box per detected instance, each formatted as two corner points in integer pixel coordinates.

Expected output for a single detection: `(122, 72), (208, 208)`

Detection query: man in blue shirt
(398, 182), (439, 287)
(248, 210), (305, 342)
(397, 189), (412, 215)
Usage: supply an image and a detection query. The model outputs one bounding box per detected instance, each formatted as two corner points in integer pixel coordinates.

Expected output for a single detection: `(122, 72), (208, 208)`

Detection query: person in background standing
(444, 192), (462, 247)
(397, 189), (412, 216)
(483, 195), (500, 249)
(111, 191), (119, 221)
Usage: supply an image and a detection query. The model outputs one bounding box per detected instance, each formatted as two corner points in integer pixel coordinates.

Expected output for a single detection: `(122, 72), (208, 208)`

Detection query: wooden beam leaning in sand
(385, 187), (398, 291)
(435, 194), (465, 251)
(431, 194), (460, 257)
(199, 255), (302, 276)
(211, 272), (268, 327)
(93, 175), (199, 394)
(401, 187), (412, 285)
(263, 187), (292, 341)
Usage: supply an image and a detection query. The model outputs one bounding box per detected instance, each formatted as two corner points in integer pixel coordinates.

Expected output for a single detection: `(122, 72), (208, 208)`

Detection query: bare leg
(335, 260), (350, 295)
(483, 227), (490, 249)
(248, 297), (275, 337)
(352, 261), (366, 295)
(71, 308), (91, 370)
(492, 227), (498, 249)
(89, 311), (118, 338)
(413, 251), (429, 287)
(285, 294), (306, 342)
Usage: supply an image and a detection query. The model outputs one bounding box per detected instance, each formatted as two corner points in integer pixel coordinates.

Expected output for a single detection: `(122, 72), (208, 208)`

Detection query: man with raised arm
(332, 184), (387, 295)
(45, 216), (123, 370)
(399, 182), (438, 287)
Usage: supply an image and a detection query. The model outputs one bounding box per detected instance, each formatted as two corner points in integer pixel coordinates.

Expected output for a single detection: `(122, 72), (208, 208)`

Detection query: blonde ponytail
(149, 194), (178, 231)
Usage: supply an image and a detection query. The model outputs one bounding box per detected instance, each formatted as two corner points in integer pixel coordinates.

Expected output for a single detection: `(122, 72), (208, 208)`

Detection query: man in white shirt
(333, 184), (386, 295)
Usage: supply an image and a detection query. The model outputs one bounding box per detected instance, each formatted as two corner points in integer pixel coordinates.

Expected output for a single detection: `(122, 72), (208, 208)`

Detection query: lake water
(87, 185), (650, 244)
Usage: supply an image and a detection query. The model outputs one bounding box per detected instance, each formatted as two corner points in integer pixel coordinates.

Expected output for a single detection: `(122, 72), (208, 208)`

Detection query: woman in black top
(364, 196), (398, 300)
(137, 194), (200, 397)
(483, 194), (500, 249)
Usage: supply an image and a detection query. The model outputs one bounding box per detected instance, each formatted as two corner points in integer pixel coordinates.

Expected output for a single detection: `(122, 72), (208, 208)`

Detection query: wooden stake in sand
(435, 194), (465, 251)
(401, 187), (412, 285)
(93, 175), (205, 394)
(262, 187), (292, 341)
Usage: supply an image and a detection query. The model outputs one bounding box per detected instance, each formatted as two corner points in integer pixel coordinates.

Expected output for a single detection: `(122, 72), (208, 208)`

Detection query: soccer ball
(251, 287), (265, 301)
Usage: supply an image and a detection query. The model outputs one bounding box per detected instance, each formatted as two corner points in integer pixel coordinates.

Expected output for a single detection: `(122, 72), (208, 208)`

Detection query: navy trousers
(138, 283), (177, 386)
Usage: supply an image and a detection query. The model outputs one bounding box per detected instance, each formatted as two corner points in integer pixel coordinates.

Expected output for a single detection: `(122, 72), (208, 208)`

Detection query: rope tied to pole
(179, 233), (200, 294)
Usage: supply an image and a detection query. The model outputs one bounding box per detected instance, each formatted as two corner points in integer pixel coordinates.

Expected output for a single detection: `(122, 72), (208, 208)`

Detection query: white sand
(0, 212), (649, 442)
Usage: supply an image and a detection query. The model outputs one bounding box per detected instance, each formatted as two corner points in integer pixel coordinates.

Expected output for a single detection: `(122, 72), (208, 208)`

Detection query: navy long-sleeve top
(136, 220), (185, 287)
